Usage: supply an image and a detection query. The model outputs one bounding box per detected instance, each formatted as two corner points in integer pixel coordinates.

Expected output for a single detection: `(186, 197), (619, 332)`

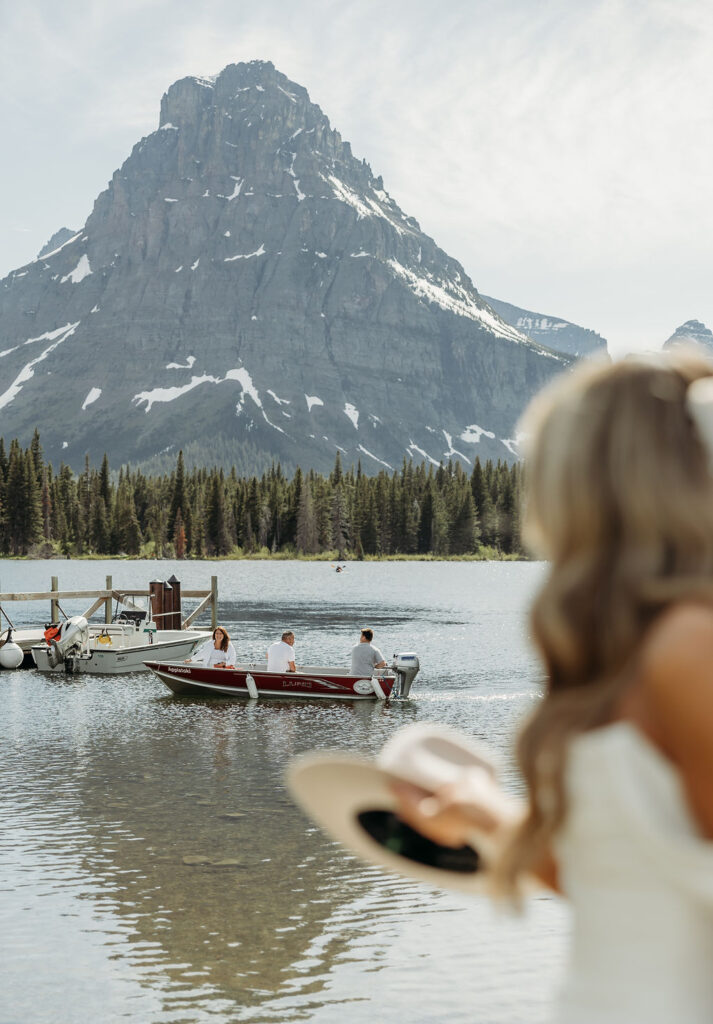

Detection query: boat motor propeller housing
(47, 616), (90, 670)
(391, 652), (420, 698)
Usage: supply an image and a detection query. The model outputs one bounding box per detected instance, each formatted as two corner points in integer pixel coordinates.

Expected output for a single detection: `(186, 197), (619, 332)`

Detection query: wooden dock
(0, 575), (218, 656)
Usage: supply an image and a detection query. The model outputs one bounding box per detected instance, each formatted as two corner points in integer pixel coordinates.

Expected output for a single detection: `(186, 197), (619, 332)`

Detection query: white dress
(554, 722), (713, 1023)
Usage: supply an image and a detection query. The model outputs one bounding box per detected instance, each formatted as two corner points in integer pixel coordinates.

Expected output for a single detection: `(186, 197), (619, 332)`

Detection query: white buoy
(245, 673), (259, 700)
(0, 641), (24, 670)
(371, 675), (387, 700)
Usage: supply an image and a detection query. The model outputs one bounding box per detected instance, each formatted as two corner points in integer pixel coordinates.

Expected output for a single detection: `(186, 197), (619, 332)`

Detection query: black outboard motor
(391, 653), (420, 698)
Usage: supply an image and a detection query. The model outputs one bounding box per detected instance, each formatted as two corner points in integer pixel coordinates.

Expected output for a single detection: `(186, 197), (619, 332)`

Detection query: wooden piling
(211, 575), (218, 630)
(105, 575), (113, 624)
(50, 576), (59, 623)
(167, 575), (182, 630)
(162, 580), (172, 627)
(149, 580), (164, 626)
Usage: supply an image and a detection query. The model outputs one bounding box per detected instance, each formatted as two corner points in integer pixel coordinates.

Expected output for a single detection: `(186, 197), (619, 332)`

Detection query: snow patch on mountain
(267, 389), (290, 405)
(305, 394), (324, 412)
(344, 403), (359, 429)
(287, 154), (305, 201)
(407, 440), (439, 466)
(227, 176), (244, 200)
(133, 366), (284, 433)
(60, 255), (92, 284)
(501, 437), (523, 457)
(387, 259), (532, 345)
(82, 388), (102, 411)
(166, 356), (196, 370)
(357, 444), (392, 470)
(224, 244), (266, 261)
(133, 375), (220, 411)
(460, 424), (496, 444)
(0, 322), (80, 410)
(325, 175), (372, 219)
(226, 368), (285, 433)
(442, 430), (470, 465)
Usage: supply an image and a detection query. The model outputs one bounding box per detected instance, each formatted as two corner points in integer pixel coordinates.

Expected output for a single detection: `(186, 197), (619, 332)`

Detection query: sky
(2, 0), (713, 358)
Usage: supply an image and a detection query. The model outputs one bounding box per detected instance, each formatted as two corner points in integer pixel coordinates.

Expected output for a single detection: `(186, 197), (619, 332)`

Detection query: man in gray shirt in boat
(350, 628), (387, 677)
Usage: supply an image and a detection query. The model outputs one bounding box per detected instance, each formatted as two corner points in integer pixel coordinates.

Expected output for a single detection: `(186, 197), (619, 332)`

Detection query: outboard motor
(46, 616), (90, 670)
(0, 628), (24, 670)
(391, 652), (420, 698)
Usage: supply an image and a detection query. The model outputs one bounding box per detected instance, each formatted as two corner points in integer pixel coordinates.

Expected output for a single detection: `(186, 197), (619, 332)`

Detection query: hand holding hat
(286, 722), (522, 894)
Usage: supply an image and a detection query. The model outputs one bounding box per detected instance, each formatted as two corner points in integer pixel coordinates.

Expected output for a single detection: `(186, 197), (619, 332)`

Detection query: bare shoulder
(636, 602), (713, 836)
(639, 602), (713, 687)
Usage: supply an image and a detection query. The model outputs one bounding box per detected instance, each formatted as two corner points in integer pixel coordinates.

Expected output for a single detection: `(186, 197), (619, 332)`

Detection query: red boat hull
(145, 662), (396, 700)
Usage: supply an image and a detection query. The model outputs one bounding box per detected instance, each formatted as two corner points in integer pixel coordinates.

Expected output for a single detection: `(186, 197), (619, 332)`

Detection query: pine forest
(0, 432), (525, 559)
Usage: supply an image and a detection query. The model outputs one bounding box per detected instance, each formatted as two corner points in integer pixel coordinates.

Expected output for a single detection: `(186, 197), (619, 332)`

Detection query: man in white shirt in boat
(267, 630), (297, 673)
(350, 628), (387, 677)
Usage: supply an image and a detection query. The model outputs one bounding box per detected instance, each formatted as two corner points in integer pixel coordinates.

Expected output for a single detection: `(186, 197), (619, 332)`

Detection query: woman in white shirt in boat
(186, 627), (236, 668)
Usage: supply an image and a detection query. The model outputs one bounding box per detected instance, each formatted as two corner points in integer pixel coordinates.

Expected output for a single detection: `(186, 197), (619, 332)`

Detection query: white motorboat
(31, 610), (205, 674)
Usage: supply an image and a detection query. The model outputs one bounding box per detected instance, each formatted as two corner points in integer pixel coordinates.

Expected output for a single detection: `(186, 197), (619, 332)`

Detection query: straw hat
(286, 722), (508, 894)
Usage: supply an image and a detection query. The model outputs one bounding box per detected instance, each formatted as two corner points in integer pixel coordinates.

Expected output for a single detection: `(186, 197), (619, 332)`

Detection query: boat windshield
(113, 595), (149, 626)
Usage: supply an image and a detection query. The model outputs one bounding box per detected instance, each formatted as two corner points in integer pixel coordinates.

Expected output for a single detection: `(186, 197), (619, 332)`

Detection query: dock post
(149, 580), (164, 627)
(105, 575), (112, 624)
(167, 575), (181, 630)
(51, 576), (59, 623)
(211, 575), (218, 630)
(162, 580), (173, 629)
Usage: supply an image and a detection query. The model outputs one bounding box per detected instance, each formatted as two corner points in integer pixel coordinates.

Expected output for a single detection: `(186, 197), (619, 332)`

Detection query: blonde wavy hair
(495, 349), (713, 895)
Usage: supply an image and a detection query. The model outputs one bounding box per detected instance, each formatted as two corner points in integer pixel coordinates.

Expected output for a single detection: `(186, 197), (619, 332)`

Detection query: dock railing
(0, 575), (218, 632)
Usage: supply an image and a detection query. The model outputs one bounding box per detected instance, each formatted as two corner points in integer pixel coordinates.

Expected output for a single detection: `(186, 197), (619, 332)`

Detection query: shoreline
(3, 550), (526, 563)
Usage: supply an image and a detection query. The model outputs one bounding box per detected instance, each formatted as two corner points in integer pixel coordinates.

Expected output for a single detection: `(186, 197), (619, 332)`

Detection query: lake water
(0, 560), (570, 1024)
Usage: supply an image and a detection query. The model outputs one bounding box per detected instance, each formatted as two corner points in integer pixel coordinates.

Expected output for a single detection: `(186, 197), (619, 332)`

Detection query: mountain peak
(160, 61), (313, 131)
(663, 319), (713, 351)
(37, 227), (79, 259)
(1, 60), (572, 473)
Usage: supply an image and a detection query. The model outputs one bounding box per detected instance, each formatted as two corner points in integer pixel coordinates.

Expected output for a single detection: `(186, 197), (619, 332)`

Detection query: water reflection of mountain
(21, 690), (429, 1020)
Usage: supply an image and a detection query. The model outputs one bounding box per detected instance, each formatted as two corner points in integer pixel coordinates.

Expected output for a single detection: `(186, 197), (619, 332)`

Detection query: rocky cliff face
(37, 228), (79, 259)
(663, 319), (713, 353)
(482, 296), (608, 358)
(0, 61), (572, 474)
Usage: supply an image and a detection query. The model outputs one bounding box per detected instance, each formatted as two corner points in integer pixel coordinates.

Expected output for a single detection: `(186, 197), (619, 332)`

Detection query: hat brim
(286, 753), (492, 894)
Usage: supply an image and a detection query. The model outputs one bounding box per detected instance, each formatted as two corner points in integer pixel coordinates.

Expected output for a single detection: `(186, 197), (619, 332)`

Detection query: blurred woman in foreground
(395, 351), (713, 1023)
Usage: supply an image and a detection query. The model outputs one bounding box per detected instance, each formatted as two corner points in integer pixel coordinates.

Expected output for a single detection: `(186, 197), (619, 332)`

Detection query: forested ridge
(0, 431), (525, 559)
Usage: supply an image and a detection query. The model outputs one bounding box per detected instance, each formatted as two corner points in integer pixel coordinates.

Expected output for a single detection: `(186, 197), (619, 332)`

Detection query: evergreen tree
(29, 429), (44, 487)
(330, 451), (343, 486)
(472, 458), (499, 547)
(5, 441), (25, 554)
(449, 478), (479, 554)
(417, 483), (434, 554)
(361, 491), (380, 555)
(331, 483), (350, 560)
(497, 473), (517, 554)
(21, 449), (43, 553)
(168, 450), (187, 538)
(115, 478), (142, 554)
(296, 479), (319, 553)
(89, 484), (111, 553)
(205, 472), (231, 555)
(41, 466), (53, 541)
(430, 484), (450, 556)
(173, 509), (186, 559)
